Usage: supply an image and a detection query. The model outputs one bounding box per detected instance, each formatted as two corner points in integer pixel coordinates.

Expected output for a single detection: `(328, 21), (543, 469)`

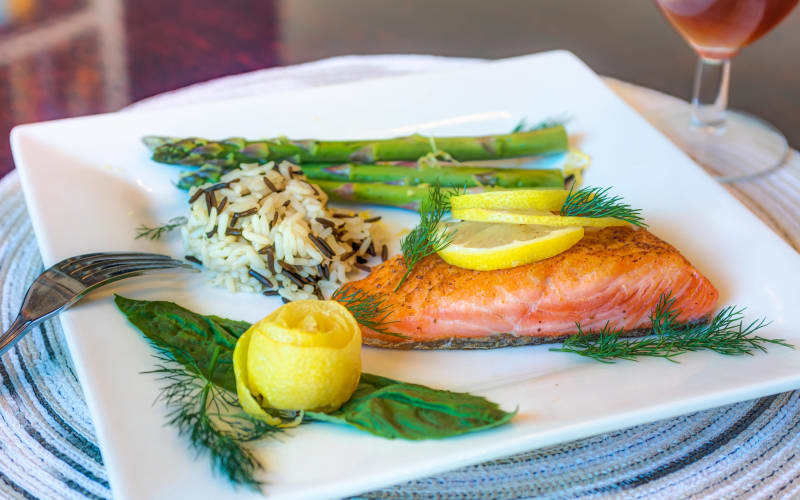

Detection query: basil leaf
(307, 373), (515, 440)
(114, 295), (240, 392)
(115, 296), (514, 440)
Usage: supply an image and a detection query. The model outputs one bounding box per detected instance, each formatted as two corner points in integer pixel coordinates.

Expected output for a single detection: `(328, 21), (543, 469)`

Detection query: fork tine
(58, 253), (176, 274)
(79, 260), (191, 282)
(76, 256), (186, 273)
(80, 261), (195, 286)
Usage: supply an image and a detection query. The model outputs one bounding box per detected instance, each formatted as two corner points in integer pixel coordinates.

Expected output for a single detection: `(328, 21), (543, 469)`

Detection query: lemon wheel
(437, 221), (584, 271)
(450, 189), (569, 211)
(451, 207), (629, 228)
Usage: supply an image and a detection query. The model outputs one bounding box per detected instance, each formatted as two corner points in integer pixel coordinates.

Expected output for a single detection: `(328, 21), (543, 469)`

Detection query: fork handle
(0, 315), (34, 356)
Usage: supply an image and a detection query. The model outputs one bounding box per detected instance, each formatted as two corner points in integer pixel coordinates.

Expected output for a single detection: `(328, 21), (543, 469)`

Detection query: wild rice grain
(282, 269), (306, 288)
(367, 242), (376, 257)
(308, 234), (334, 259)
(189, 188), (205, 204)
(262, 290), (280, 296)
(381, 244), (388, 261)
(269, 211), (279, 229)
(225, 228), (242, 236)
(216, 196), (228, 214)
(340, 249), (356, 261)
(354, 263), (371, 273)
(234, 207), (258, 219)
(206, 225), (218, 238)
(204, 190), (215, 214)
(248, 268), (272, 287)
(263, 176), (277, 192)
(318, 263), (329, 280)
(267, 247), (275, 272)
(303, 180), (319, 196)
(185, 255), (202, 265)
(316, 234), (335, 257)
(315, 217), (335, 229)
(364, 216), (381, 223)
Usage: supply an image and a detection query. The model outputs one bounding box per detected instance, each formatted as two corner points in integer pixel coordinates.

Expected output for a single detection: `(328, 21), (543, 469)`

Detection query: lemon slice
(450, 189), (569, 211)
(451, 207), (629, 228)
(437, 221), (584, 271)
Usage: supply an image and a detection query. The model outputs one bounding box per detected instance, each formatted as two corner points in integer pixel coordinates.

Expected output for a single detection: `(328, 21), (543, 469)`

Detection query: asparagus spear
(143, 126), (568, 167)
(174, 162), (566, 192)
(314, 181), (469, 211)
(299, 162), (563, 188)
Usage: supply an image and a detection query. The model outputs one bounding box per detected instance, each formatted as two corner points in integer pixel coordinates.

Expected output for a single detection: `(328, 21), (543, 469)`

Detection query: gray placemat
(2, 55), (799, 499)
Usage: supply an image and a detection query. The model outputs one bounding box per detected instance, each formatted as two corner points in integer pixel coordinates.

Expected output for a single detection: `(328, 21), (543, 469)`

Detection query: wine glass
(654, 0), (799, 182)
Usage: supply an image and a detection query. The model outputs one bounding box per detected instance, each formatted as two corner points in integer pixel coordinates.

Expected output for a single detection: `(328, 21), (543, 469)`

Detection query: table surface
(1, 0), (799, 181)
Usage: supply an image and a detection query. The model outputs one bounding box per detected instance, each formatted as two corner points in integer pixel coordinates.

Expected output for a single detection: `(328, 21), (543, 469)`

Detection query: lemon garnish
(451, 207), (629, 228)
(450, 189), (569, 211)
(437, 221), (584, 271)
(233, 300), (362, 417)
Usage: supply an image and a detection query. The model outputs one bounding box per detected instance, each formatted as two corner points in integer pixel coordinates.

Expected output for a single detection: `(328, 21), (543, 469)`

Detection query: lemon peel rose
(233, 300), (362, 419)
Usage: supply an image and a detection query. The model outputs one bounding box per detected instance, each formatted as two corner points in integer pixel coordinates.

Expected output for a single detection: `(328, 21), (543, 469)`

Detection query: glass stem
(691, 57), (730, 131)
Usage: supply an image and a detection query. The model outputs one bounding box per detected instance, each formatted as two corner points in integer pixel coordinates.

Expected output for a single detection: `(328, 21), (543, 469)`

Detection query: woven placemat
(1, 55), (799, 499)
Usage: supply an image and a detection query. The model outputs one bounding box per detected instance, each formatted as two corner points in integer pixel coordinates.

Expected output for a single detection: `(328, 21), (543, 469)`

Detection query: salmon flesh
(343, 226), (718, 349)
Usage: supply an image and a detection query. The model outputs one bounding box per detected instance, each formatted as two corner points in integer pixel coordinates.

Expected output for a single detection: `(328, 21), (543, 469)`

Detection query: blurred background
(0, 0), (798, 178)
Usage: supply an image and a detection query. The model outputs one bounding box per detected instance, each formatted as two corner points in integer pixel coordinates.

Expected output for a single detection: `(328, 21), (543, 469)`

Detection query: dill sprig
(551, 293), (792, 363)
(146, 345), (281, 489)
(332, 284), (406, 338)
(560, 186), (646, 227)
(136, 216), (188, 240)
(396, 182), (455, 291)
(512, 114), (571, 133)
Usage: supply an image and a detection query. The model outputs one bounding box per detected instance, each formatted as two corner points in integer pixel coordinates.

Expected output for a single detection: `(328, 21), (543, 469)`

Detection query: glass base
(662, 109), (789, 183)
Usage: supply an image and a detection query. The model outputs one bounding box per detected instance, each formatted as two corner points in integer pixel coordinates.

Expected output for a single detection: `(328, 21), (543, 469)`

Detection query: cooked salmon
(343, 226), (718, 349)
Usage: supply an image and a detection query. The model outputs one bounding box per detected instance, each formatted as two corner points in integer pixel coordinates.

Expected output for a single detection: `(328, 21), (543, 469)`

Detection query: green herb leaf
(550, 293), (792, 363)
(331, 284), (406, 338)
(560, 186), (646, 227)
(396, 181), (456, 290)
(135, 216), (188, 240)
(307, 373), (515, 440)
(512, 114), (571, 133)
(147, 349), (279, 490)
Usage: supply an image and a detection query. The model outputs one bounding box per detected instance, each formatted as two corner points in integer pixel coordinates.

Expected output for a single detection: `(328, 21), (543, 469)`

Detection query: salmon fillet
(343, 226), (718, 349)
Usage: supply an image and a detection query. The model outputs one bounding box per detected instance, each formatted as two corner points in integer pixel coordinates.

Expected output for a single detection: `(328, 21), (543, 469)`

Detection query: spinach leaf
(307, 373), (515, 440)
(114, 295), (241, 392)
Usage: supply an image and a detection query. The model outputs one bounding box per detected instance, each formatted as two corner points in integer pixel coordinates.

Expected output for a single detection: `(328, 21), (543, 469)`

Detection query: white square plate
(11, 51), (800, 500)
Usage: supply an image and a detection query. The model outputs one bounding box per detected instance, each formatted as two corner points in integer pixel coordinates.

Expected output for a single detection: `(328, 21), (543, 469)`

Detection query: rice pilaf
(183, 161), (385, 301)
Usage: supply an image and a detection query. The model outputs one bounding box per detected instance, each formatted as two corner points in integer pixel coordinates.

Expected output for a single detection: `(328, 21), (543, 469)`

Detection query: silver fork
(0, 252), (198, 356)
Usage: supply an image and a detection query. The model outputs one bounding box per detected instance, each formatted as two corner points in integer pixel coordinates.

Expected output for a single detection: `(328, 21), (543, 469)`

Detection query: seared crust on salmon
(343, 226), (718, 349)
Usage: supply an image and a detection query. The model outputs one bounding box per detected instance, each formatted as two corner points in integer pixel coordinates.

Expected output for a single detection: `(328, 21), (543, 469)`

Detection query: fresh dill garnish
(146, 344), (282, 489)
(560, 186), (646, 227)
(136, 216), (188, 240)
(512, 114), (571, 133)
(332, 284), (406, 338)
(396, 182), (456, 291)
(551, 293), (792, 363)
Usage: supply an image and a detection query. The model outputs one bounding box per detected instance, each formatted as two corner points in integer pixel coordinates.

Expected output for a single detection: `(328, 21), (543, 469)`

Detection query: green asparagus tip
(142, 136), (176, 151)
